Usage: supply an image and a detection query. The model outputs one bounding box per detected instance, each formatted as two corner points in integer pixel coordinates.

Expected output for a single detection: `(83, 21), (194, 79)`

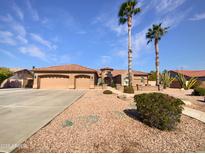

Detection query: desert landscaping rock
(16, 90), (205, 153)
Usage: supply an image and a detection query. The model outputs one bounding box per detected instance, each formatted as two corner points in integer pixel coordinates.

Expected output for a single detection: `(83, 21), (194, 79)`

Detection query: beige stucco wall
(33, 72), (95, 89)
(132, 75), (148, 86)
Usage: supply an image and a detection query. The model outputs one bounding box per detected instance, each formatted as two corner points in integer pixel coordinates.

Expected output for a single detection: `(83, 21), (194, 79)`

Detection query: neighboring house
(98, 67), (149, 86)
(169, 70), (205, 88)
(1, 69), (34, 88)
(32, 64), (149, 89)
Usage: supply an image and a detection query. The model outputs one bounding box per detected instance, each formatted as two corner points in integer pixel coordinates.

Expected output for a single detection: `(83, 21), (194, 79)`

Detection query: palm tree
(118, 0), (141, 87)
(146, 23), (169, 87)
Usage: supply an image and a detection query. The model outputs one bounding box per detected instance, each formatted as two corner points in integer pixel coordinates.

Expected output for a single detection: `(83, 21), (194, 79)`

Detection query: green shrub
(134, 93), (184, 130)
(103, 90), (113, 94)
(192, 87), (205, 96)
(0, 67), (13, 84)
(124, 86), (134, 94)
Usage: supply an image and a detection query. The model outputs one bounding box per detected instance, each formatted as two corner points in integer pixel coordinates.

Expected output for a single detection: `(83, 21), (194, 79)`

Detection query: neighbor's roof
(170, 70), (205, 77)
(112, 70), (148, 76)
(33, 64), (97, 73)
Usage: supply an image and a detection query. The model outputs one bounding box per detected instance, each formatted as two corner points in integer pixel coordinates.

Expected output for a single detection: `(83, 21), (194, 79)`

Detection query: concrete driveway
(0, 89), (85, 152)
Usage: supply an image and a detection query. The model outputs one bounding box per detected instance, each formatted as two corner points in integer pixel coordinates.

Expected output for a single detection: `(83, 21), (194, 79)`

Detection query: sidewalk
(183, 106), (205, 123)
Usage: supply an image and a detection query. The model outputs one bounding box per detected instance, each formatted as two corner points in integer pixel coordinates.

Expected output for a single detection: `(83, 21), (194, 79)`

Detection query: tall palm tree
(146, 23), (169, 87)
(118, 0), (141, 87)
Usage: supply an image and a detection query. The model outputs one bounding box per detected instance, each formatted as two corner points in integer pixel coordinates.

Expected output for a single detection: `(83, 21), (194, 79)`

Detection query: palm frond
(119, 17), (127, 25)
(146, 22), (169, 41)
(118, 0), (141, 24)
(131, 7), (141, 15)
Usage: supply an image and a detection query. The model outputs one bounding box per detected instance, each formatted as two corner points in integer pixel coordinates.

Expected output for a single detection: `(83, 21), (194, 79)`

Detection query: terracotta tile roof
(111, 70), (148, 76)
(96, 69), (148, 77)
(34, 64), (96, 73)
(171, 70), (205, 77)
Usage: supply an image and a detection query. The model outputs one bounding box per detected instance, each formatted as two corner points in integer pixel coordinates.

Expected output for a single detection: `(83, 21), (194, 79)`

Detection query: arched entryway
(39, 74), (70, 89)
(104, 77), (112, 85)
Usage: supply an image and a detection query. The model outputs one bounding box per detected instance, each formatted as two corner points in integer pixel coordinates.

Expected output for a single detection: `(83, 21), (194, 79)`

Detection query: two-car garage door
(39, 75), (90, 89)
(40, 75), (70, 89)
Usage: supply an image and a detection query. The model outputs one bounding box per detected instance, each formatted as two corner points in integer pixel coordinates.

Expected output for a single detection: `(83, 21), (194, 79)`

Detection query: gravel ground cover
(16, 90), (205, 153)
(161, 88), (205, 112)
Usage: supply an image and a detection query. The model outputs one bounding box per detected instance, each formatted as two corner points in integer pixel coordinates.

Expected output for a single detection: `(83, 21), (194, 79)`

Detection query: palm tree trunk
(155, 38), (160, 87)
(128, 17), (132, 87)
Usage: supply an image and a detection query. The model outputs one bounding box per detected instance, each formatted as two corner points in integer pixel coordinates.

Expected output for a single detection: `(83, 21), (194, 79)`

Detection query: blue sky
(0, 0), (205, 72)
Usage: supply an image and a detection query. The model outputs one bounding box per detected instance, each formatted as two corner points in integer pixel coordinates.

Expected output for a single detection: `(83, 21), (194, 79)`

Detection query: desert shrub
(134, 93), (184, 130)
(103, 90), (113, 94)
(124, 86), (134, 94)
(192, 87), (205, 96)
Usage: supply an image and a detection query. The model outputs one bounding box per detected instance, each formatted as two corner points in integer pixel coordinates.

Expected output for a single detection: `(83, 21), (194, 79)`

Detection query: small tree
(0, 67), (13, 84)
(148, 71), (157, 81)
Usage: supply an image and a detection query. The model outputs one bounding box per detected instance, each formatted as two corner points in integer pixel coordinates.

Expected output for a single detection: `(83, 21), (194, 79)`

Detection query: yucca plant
(160, 72), (175, 89)
(186, 77), (198, 89)
(177, 73), (197, 90)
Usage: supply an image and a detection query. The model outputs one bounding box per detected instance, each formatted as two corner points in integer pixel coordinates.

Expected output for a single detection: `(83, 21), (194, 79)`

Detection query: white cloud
(0, 30), (13, 37)
(189, 12), (205, 21)
(16, 35), (28, 44)
(105, 18), (127, 36)
(101, 56), (111, 66)
(13, 23), (26, 37)
(0, 14), (13, 22)
(116, 50), (127, 57)
(30, 33), (56, 50)
(12, 2), (24, 20)
(0, 14), (27, 37)
(19, 45), (46, 60)
(132, 28), (151, 58)
(155, 0), (186, 14)
(161, 8), (191, 27)
(0, 49), (16, 58)
(0, 30), (16, 46)
(92, 14), (127, 36)
(26, 0), (39, 21)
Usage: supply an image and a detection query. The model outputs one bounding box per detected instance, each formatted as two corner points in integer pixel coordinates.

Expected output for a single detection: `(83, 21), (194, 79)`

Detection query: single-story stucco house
(33, 64), (149, 89)
(169, 70), (205, 88)
(1, 69), (33, 88)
